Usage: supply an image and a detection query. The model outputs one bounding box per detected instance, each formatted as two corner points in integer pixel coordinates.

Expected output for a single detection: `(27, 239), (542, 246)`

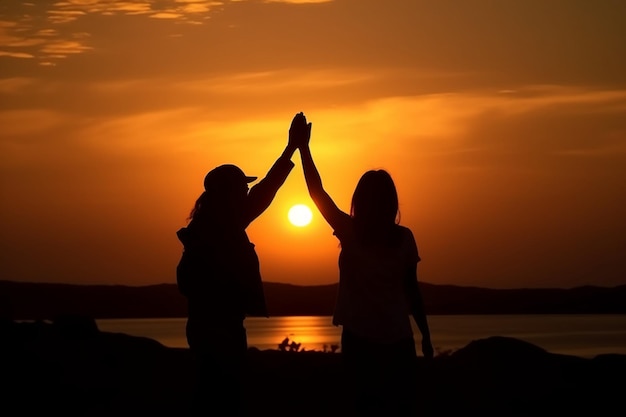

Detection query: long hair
(350, 170), (401, 246)
(187, 181), (244, 227)
(187, 191), (209, 222)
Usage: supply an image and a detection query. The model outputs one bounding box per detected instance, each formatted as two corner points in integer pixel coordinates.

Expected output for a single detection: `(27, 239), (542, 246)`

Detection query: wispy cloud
(0, 0), (223, 64)
(0, 51), (34, 58)
(263, 0), (333, 3)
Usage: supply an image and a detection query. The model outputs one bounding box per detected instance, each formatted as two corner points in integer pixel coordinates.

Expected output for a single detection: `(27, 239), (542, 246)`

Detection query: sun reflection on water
(247, 316), (341, 352)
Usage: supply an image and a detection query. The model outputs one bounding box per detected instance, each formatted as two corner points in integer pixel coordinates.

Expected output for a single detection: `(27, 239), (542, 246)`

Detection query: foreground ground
(3, 317), (625, 416)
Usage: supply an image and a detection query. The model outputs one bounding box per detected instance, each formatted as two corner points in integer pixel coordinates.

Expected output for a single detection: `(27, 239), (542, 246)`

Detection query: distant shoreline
(90, 314), (626, 358)
(2, 280), (626, 320)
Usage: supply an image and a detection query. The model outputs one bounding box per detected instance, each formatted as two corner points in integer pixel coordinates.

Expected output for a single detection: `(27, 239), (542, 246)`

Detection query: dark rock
(3, 321), (625, 417)
(53, 314), (99, 339)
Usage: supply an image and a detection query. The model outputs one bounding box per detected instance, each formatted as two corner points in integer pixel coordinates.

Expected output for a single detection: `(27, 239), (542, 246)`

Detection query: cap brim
(245, 176), (258, 183)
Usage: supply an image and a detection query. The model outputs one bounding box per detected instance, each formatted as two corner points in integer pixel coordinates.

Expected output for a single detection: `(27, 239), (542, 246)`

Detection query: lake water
(96, 314), (626, 358)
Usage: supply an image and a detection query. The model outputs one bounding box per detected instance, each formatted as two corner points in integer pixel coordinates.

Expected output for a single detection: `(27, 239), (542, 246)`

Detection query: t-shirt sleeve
(405, 227), (421, 264)
(331, 213), (355, 243)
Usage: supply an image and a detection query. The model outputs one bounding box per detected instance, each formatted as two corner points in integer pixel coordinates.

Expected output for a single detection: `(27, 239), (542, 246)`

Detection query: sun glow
(288, 204), (313, 227)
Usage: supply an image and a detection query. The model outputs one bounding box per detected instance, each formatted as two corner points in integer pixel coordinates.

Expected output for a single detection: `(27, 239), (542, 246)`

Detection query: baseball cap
(204, 164), (257, 191)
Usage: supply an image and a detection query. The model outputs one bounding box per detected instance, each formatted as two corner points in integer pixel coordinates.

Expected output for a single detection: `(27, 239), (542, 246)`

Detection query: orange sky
(1, 0), (625, 289)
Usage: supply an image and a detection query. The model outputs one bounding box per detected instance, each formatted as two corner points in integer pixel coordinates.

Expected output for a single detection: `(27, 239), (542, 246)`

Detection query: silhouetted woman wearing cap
(176, 113), (309, 416)
(296, 113), (434, 416)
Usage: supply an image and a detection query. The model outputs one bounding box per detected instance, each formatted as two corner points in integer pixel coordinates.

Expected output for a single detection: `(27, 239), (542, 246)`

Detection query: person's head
(188, 164), (257, 224)
(350, 169), (400, 230)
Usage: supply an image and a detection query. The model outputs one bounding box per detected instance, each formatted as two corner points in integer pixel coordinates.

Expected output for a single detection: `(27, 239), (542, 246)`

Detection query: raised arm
(244, 114), (302, 224)
(297, 117), (348, 231)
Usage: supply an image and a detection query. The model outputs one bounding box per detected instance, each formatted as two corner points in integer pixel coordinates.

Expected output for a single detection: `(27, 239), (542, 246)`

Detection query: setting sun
(288, 204), (313, 227)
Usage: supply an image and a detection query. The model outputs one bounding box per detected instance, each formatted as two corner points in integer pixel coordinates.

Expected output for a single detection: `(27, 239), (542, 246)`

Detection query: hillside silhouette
(2, 280), (626, 320)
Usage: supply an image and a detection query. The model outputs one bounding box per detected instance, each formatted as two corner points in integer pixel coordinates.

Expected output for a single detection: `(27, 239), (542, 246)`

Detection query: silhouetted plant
(277, 336), (301, 352)
(278, 338), (339, 353)
(278, 336), (290, 351)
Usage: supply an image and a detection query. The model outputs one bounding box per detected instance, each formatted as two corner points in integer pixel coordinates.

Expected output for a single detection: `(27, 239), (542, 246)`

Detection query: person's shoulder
(394, 224), (414, 237)
(393, 225), (418, 248)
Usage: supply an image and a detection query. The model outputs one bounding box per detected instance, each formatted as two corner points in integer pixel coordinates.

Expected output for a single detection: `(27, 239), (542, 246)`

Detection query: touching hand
(289, 112), (311, 149)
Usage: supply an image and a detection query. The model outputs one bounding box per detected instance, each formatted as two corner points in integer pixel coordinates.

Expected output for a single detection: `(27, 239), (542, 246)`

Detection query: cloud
(150, 12), (184, 19)
(451, 87), (626, 162)
(47, 10), (87, 25)
(0, 1), (220, 64)
(40, 40), (92, 56)
(0, 51), (34, 58)
(263, 0), (333, 3)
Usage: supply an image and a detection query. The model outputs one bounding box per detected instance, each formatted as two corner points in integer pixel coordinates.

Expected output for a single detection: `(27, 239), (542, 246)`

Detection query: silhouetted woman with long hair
(296, 113), (434, 416)
(176, 112), (308, 416)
